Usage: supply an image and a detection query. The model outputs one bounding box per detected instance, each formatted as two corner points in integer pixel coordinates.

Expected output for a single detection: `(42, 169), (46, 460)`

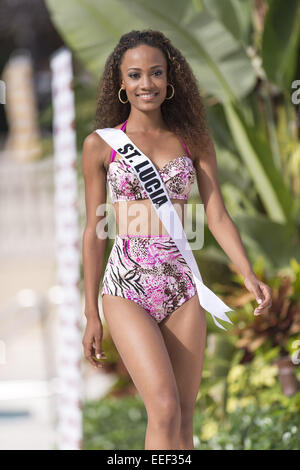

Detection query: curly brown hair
(93, 29), (209, 153)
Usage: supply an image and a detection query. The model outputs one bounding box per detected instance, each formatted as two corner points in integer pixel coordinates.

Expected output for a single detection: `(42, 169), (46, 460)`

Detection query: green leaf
(234, 213), (300, 270)
(203, 0), (240, 40)
(262, 0), (300, 88)
(224, 101), (294, 223)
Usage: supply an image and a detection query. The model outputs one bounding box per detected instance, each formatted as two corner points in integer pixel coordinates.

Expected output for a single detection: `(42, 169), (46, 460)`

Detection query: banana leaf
(45, 0), (256, 102)
(262, 0), (300, 89)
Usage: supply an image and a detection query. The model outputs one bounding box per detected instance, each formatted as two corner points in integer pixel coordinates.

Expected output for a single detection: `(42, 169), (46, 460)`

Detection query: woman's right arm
(81, 132), (108, 367)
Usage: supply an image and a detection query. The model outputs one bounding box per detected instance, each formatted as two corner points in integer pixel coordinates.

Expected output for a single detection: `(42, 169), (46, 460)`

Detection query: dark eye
(129, 73), (139, 79)
(128, 70), (163, 79)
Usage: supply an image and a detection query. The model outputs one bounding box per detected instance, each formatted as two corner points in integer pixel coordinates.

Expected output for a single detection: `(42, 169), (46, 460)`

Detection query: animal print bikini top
(105, 119), (195, 203)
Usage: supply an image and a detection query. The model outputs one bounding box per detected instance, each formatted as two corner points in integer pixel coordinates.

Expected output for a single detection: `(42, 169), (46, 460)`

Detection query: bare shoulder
(84, 123), (124, 170)
(82, 131), (111, 172)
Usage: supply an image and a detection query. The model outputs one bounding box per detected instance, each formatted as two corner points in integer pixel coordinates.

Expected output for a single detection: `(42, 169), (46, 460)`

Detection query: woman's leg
(159, 294), (207, 450)
(102, 294), (182, 450)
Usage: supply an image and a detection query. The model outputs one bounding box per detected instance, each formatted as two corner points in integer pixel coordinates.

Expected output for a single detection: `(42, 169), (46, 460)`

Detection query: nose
(140, 74), (153, 90)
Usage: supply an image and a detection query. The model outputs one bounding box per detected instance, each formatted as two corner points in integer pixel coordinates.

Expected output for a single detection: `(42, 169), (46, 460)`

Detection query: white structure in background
(1, 51), (41, 162)
(50, 47), (82, 451)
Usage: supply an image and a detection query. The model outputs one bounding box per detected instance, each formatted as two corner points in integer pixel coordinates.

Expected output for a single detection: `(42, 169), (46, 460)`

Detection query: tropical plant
(228, 258), (300, 359)
(234, 274), (300, 355)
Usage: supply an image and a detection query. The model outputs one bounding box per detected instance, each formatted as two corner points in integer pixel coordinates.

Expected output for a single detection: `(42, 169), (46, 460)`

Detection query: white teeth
(139, 93), (157, 98)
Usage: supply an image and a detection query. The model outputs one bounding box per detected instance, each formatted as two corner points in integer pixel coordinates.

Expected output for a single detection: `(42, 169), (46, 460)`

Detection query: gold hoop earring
(165, 83), (174, 100)
(118, 87), (128, 104)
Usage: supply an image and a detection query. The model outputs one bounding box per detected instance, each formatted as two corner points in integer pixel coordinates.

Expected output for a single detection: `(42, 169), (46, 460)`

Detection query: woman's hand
(82, 314), (106, 368)
(243, 273), (272, 316)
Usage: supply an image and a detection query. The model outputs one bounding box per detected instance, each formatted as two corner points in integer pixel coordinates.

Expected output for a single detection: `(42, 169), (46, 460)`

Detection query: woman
(81, 30), (272, 450)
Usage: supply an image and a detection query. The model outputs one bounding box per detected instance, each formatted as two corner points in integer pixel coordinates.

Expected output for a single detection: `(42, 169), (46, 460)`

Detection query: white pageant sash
(96, 127), (234, 330)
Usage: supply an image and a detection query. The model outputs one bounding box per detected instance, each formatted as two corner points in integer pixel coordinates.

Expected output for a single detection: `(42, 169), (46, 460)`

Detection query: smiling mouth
(136, 92), (159, 99)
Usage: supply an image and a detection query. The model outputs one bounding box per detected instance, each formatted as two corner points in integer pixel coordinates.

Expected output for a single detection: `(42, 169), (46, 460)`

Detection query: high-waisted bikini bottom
(101, 234), (197, 323)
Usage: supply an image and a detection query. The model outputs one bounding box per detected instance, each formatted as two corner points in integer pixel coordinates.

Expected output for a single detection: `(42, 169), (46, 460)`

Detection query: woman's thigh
(102, 294), (180, 414)
(158, 294), (207, 411)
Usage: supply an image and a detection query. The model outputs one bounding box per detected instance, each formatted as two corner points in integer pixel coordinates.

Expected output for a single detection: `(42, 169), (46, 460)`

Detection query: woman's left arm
(193, 131), (272, 316)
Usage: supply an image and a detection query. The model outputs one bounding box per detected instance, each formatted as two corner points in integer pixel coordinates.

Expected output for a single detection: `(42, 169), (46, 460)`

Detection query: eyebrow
(127, 65), (163, 71)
